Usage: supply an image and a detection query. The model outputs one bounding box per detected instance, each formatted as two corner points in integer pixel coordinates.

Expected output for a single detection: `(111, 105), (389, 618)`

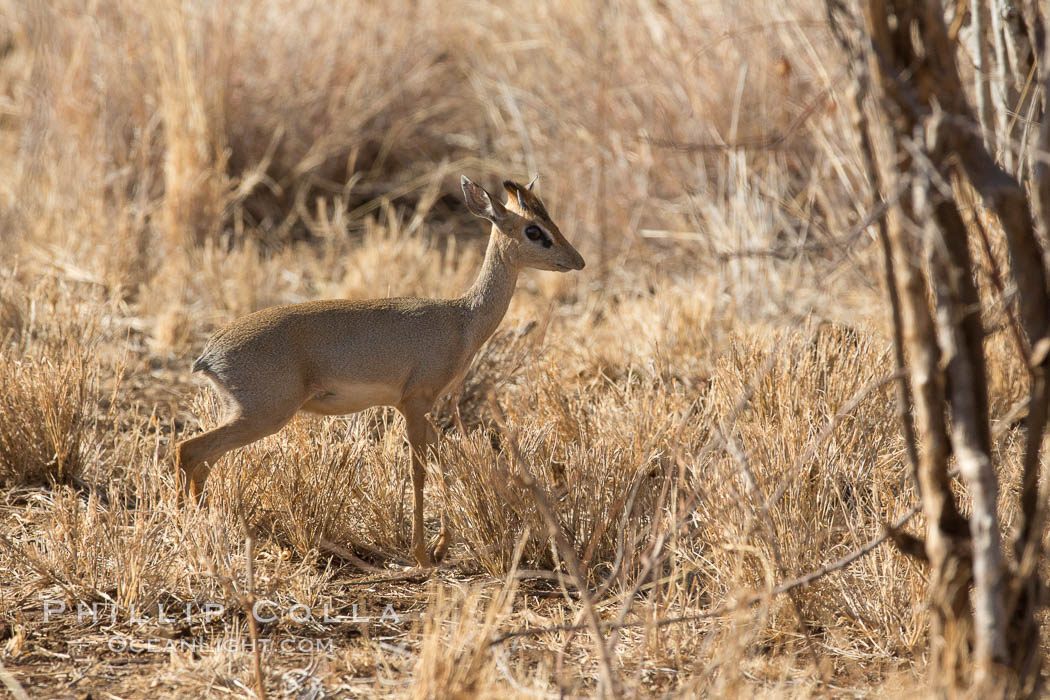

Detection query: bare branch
(244, 531), (268, 700)
(919, 120), (1007, 667)
(971, 0), (996, 150)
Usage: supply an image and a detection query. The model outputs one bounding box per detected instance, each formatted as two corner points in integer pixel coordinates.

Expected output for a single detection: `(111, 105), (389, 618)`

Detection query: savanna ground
(0, 0), (1040, 697)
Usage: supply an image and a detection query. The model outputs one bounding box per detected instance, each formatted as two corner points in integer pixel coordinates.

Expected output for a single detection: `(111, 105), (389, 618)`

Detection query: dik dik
(176, 176), (585, 566)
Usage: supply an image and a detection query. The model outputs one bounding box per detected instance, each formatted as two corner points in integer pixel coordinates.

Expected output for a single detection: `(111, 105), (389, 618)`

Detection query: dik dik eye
(525, 225), (552, 247)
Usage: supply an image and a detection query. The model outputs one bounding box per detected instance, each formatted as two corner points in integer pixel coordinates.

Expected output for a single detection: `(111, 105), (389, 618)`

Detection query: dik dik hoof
(176, 483), (207, 509)
(414, 543), (434, 568)
(175, 464), (207, 509)
(430, 521), (452, 563)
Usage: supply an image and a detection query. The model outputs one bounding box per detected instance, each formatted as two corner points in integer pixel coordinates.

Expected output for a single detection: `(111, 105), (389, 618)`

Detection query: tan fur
(176, 176), (585, 566)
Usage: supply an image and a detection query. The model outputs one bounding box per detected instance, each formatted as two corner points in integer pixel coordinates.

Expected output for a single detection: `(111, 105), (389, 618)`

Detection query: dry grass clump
(338, 206), (486, 303)
(681, 324), (923, 652)
(4, 476), (182, 608)
(438, 383), (671, 578)
(0, 347), (91, 486)
(0, 276), (113, 487)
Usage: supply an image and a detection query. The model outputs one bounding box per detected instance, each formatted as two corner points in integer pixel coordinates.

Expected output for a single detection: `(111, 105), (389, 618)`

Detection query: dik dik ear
(461, 176), (507, 222)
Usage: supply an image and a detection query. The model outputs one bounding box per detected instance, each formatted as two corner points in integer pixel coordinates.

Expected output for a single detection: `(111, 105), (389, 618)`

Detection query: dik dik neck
(462, 230), (520, 350)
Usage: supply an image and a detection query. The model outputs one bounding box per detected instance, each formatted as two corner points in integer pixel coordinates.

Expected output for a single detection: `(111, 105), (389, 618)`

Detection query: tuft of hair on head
(503, 180), (528, 212)
(502, 177), (550, 221)
(503, 178), (541, 211)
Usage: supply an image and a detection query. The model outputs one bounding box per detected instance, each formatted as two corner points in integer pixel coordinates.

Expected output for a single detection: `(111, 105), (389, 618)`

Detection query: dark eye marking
(525, 225), (553, 248)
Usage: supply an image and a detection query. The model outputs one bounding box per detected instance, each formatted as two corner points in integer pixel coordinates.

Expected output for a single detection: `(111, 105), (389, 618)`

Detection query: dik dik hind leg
(401, 401), (452, 567)
(175, 406), (298, 505)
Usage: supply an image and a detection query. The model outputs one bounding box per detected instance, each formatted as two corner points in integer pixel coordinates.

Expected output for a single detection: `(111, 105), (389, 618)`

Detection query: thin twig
(827, 0), (923, 497)
(967, 187), (1032, 371)
(318, 537), (395, 574)
(244, 531), (268, 700)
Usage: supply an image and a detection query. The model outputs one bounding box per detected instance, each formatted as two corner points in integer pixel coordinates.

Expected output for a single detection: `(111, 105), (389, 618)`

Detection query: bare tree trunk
(827, 0), (1050, 694)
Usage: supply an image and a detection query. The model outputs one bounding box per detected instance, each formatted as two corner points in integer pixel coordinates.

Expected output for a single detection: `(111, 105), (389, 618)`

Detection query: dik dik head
(461, 175), (586, 272)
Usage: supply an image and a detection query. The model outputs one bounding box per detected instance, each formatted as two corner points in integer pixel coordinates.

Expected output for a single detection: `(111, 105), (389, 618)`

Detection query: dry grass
(0, 0), (1040, 696)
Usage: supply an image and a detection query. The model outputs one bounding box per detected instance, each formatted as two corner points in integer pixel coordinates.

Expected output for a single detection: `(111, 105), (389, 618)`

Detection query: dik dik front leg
(400, 400), (451, 567)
